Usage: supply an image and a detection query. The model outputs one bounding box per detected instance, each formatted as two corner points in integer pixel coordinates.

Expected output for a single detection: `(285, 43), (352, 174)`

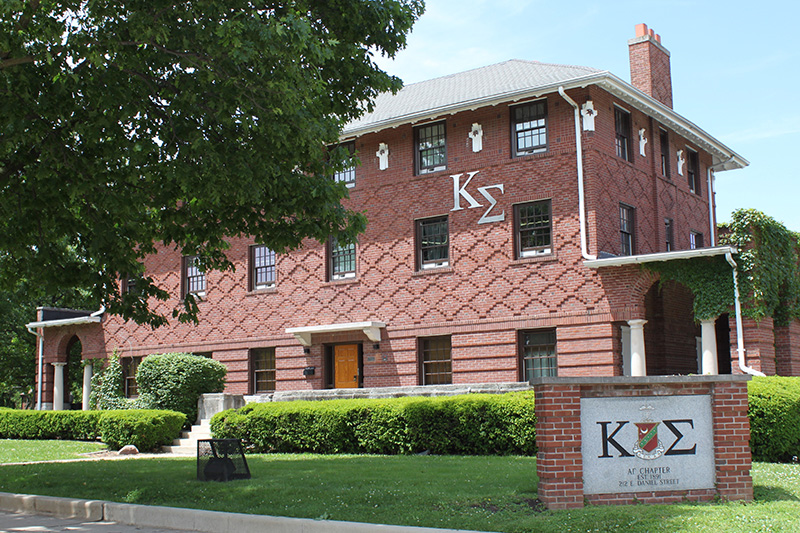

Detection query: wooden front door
(334, 344), (359, 388)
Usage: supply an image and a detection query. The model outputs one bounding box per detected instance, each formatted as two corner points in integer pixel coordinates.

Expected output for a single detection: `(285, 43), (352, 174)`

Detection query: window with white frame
(250, 245), (276, 290)
(690, 231), (704, 249)
(414, 122), (447, 174)
(333, 142), (356, 188)
(512, 100), (547, 156)
(515, 200), (552, 258)
(620, 204), (635, 256)
(615, 107), (632, 162)
(182, 255), (206, 298)
(416, 216), (449, 270)
(329, 238), (356, 280)
(519, 329), (557, 380)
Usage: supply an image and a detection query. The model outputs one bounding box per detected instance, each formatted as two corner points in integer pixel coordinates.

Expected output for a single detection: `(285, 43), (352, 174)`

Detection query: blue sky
(375, 0), (800, 231)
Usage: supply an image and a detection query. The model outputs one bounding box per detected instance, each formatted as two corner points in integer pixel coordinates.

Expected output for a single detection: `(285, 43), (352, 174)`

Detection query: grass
(0, 439), (107, 464)
(0, 446), (799, 532)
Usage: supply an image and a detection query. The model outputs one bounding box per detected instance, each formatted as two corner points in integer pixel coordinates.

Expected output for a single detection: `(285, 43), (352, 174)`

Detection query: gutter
(724, 253), (765, 376)
(24, 306), (106, 410)
(558, 86), (595, 260)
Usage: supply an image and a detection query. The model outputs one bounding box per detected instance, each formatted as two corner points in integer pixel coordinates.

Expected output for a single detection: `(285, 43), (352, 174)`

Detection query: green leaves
(0, 0), (423, 326)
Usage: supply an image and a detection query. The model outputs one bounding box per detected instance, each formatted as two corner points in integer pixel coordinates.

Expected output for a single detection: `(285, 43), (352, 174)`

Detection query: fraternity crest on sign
(632, 405), (666, 460)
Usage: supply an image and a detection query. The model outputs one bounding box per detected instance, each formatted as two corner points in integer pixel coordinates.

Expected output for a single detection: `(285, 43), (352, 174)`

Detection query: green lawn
(0, 439), (107, 464)
(0, 449), (798, 532)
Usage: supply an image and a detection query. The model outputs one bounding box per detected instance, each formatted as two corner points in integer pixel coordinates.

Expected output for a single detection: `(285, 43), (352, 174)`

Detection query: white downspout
(708, 156), (734, 247)
(725, 251), (765, 376)
(558, 86), (596, 260)
(26, 326), (44, 410)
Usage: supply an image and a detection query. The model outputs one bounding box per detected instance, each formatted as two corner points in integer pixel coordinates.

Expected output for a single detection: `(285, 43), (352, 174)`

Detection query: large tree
(0, 0), (423, 327)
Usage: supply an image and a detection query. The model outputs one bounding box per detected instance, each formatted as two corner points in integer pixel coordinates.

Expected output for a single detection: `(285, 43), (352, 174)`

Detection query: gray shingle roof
(343, 59), (601, 135)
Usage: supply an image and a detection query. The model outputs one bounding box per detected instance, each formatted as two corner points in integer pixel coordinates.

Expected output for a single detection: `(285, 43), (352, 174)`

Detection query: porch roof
(25, 307), (103, 329)
(286, 321), (386, 347)
(583, 245), (738, 269)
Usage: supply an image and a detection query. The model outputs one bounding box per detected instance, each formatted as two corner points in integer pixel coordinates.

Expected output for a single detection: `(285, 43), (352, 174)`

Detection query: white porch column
(52, 362), (66, 411)
(700, 318), (719, 375)
(628, 319), (648, 377)
(82, 363), (93, 410)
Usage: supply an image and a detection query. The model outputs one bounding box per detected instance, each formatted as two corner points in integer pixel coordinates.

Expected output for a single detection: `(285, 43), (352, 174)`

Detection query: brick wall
(40, 82), (718, 396)
(774, 318), (800, 376)
(729, 317), (776, 375)
(534, 376), (752, 509)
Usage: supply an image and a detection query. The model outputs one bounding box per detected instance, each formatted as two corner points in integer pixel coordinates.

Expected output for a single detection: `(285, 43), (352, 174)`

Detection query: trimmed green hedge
(748, 376), (800, 462)
(211, 392), (537, 455)
(136, 353), (227, 424)
(0, 409), (185, 451)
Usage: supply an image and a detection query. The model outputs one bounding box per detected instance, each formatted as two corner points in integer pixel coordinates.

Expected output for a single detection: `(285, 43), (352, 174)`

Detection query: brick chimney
(628, 23), (673, 108)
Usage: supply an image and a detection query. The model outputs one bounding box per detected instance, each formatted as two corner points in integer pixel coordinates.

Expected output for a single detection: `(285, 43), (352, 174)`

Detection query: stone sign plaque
(580, 395), (715, 495)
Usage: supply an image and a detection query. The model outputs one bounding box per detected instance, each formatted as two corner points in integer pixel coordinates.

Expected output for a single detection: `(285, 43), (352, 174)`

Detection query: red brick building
(30, 25), (778, 410)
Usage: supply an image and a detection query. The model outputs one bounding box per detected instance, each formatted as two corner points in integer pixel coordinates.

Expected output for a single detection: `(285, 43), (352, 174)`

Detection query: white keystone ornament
(469, 123), (483, 152)
(581, 101), (597, 131)
(639, 128), (647, 157)
(376, 143), (389, 170)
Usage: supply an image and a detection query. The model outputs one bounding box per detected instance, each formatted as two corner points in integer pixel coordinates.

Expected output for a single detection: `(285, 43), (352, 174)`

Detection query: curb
(0, 492), (490, 533)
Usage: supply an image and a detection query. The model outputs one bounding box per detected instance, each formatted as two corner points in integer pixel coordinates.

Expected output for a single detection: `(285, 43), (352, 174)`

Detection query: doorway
(324, 344), (362, 389)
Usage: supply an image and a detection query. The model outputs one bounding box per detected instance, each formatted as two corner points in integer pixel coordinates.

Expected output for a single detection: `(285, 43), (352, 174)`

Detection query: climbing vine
(720, 209), (800, 325)
(643, 209), (800, 324)
(644, 255), (734, 321)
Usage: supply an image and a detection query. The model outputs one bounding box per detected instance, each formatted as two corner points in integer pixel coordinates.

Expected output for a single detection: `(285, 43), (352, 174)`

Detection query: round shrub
(98, 409), (186, 451)
(748, 376), (800, 462)
(136, 353), (226, 424)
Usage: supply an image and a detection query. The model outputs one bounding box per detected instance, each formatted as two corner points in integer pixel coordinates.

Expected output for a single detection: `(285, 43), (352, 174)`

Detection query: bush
(0, 410), (101, 440)
(748, 376), (800, 462)
(88, 353), (135, 410)
(98, 409), (186, 451)
(136, 353), (226, 424)
(212, 391), (537, 456)
(0, 408), (183, 450)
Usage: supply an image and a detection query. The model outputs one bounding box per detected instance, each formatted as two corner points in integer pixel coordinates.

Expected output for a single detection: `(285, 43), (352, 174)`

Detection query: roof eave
(25, 315), (102, 329)
(342, 72), (747, 172)
(583, 245), (738, 269)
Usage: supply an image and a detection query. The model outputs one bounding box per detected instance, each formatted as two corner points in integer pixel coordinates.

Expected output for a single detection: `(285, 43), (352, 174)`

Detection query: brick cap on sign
(529, 375), (751, 386)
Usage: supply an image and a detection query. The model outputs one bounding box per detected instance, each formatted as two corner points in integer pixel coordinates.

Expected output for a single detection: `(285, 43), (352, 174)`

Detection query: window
(415, 122), (446, 174)
(122, 356), (142, 398)
(665, 218), (674, 251)
(121, 276), (137, 294)
(416, 216), (449, 269)
(690, 231), (704, 249)
(251, 348), (276, 393)
(519, 329), (557, 380)
(182, 256), (206, 298)
(515, 200), (552, 258)
(687, 149), (700, 195)
(660, 129), (670, 177)
(420, 336), (452, 385)
(615, 107), (632, 162)
(329, 238), (356, 280)
(512, 100), (547, 156)
(333, 142), (356, 188)
(250, 245), (276, 290)
(620, 204), (635, 256)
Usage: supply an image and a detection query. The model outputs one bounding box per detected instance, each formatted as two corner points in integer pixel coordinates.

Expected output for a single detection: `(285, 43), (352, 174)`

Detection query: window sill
(509, 252), (558, 267)
(245, 287), (278, 297)
(323, 276), (360, 286)
(412, 266), (454, 277)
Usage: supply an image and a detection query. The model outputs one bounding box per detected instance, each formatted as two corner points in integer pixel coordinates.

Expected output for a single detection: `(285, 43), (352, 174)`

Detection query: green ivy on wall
(643, 209), (800, 325)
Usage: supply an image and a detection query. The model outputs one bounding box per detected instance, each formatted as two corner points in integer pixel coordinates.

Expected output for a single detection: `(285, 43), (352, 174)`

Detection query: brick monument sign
(532, 376), (752, 508)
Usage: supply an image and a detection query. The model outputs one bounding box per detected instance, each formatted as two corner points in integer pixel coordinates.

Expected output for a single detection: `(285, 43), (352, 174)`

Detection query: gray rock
(118, 445), (139, 455)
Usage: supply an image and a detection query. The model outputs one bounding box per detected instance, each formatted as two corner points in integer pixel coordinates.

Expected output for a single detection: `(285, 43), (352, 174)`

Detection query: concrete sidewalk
(0, 492), (491, 533)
